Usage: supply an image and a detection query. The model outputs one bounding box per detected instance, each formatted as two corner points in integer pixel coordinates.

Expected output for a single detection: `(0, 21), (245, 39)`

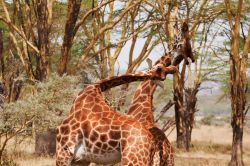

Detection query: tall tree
(0, 29), (3, 78)
(224, 0), (250, 165)
(0, 0), (55, 81)
(35, 0), (55, 81)
(57, 0), (82, 76)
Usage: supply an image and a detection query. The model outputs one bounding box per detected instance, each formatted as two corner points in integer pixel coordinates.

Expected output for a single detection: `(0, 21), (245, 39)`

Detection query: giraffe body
(56, 65), (176, 166)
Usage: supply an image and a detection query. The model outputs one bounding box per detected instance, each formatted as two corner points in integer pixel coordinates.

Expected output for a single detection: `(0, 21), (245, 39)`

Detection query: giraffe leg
(164, 141), (175, 166)
(56, 145), (74, 166)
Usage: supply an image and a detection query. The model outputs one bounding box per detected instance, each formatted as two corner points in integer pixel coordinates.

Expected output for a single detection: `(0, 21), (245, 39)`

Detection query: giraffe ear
(146, 58), (153, 69)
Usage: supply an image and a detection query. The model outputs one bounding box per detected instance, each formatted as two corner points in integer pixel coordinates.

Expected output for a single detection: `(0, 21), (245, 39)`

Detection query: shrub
(0, 73), (85, 161)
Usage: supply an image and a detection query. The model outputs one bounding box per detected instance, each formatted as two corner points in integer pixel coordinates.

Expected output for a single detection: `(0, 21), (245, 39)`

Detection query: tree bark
(57, 0), (82, 76)
(173, 64), (185, 148)
(0, 29), (4, 78)
(35, 0), (51, 81)
(224, 0), (248, 165)
(183, 83), (199, 151)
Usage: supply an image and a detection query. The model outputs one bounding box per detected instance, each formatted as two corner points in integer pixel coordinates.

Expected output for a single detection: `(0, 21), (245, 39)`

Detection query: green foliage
(1, 73), (83, 132)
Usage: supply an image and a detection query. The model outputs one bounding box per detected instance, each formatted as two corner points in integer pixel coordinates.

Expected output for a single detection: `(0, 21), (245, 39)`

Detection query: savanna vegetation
(0, 0), (250, 166)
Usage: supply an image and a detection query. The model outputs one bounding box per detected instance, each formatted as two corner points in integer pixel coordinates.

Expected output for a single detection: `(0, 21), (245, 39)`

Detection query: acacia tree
(151, 0), (209, 149)
(0, 0), (55, 81)
(224, 0), (250, 165)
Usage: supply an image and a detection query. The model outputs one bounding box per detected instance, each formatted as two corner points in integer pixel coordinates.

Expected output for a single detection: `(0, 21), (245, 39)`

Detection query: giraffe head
(146, 63), (178, 81)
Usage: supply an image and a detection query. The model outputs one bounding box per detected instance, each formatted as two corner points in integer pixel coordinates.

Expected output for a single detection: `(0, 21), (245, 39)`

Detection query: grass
(5, 124), (250, 166)
(12, 141), (250, 166)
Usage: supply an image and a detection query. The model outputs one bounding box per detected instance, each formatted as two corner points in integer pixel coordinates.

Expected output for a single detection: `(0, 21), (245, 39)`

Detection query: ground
(10, 124), (250, 166)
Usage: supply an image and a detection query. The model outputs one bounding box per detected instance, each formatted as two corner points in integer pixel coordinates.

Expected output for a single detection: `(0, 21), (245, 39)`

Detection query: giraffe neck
(96, 72), (157, 92)
(127, 80), (157, 127)
(126, 55), (171, 127)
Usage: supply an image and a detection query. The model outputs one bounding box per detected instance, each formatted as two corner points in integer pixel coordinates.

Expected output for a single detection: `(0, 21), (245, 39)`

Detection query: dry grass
(8, 125), (250, 166)
(15, 157), (54, 166)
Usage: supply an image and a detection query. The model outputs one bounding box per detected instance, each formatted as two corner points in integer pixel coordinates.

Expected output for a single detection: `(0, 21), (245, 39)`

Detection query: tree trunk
(57, 0), (82, 76)
(35, 129), (56, 156)
(224, 1), (247, 164)
(173, 70), (185, 148)
(0, 29), (4, 78)
(229, 51), (245, 166)
(183, 84), (199, 151)
(35, 0), (50, 81)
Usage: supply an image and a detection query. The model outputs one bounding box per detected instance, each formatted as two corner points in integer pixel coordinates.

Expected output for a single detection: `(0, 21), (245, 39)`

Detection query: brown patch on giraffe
(127, 136), (135, 144)
(102, 111), (109, 117)
(118, 116), (127, 122)
(95, 125), (109, 133)
(122, 131), (130, 138)
(81, 121), (91, 138)
(112, 120), (122, 126)
(100, 134), (108, 142)
(62, 118), (70, 125)
(143, 85), (151, 94)
(90, 130), (99, 142)
(61, 136), (68, 145)
(92, 104), (102, 112)
(60, 125), (70, 135)
(143, 102), (151, 107)
(83, 102), (94, 109)
(92, 121), (99, 128)
(103, 105), (110, 111)
(74, 101), (83, 109)
(86, 96), (93, 103)
(71, 123), (80, 131)
(87, 113), (94, 120)
(67, 141), (74, 147)
(70, 118), (77, 125)
(131, 129), (140, 136)
(128, 153), (134, 160)
(74, 111), (82, 119)
(93, 147), (100, 154)
(102, 117), (111, 124)
(146, 116), (153, 122)
(102, 143), (108, 150)
(134, 90), (141, 99)
(85, 140), (90, 147)
(96, 141), (102, 148)
(135, 113), (142, 119)
(107, 146), (113, 151)
(77, 112), (87, 121)
(128, 104), (140, 113)
(95, 97), (101, 103)
(109, 130), (121, 140)
(56, 135), (61, 142)
(111, 125), (120, 130)
(107, 113), (115, 119)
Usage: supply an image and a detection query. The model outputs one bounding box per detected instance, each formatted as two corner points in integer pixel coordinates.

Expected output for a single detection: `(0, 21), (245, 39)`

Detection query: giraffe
(127, 21), (195, 166)
(56, 64), (178, 166)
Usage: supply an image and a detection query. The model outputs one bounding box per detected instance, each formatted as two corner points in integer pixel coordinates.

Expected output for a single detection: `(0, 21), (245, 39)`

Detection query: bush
(3, 73), (83, 131)
(0, 73), (85, 161)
